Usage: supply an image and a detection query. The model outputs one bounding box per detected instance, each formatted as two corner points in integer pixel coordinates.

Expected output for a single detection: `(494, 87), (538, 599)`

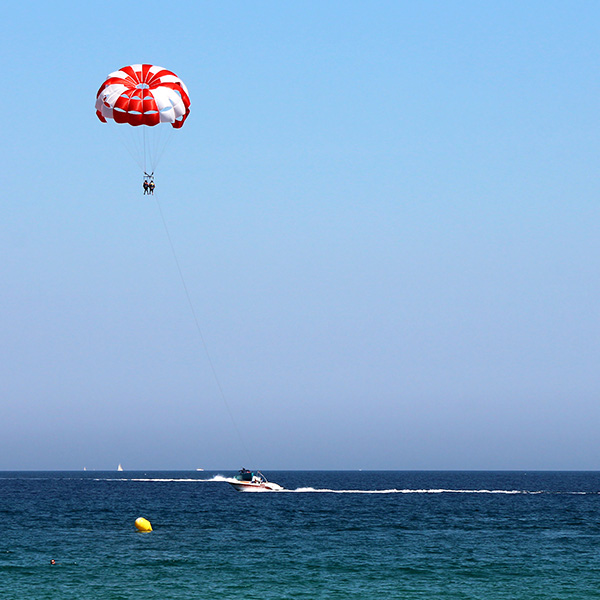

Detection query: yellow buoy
(135, 517), (152, 532)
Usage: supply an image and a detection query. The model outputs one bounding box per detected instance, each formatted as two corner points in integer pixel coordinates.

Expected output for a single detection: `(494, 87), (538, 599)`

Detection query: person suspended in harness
(143, 172), (154, 195)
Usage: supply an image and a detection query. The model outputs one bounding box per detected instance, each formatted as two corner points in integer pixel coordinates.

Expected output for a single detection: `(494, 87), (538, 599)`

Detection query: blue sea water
(1, 471), (599, 599)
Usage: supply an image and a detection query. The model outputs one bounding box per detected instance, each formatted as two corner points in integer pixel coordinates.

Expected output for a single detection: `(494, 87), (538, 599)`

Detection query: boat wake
(88, 478), (595, 495)
(94, 475), (232, 483)
(284, 488), (544, 494)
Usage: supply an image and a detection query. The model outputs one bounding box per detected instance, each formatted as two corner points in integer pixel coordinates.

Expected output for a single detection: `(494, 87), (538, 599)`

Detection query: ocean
(1, 471), (599, 599)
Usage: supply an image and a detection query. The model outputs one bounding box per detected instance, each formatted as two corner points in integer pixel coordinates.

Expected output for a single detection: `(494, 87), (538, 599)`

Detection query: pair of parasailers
(143, 172), (155, 195)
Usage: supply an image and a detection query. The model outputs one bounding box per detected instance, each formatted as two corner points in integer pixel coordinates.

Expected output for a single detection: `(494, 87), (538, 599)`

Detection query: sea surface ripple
(1, 470), (599, 599)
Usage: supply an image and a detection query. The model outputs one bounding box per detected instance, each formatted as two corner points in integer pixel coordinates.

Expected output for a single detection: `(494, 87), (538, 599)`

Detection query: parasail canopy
(95, 64), (190, 128)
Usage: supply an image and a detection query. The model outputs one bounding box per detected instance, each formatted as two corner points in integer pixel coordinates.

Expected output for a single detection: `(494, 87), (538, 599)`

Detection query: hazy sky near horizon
(1, 1), (599, 470)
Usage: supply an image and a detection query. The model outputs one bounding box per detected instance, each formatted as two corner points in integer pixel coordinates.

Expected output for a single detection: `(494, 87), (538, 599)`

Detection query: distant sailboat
(117, 464), (123, 471)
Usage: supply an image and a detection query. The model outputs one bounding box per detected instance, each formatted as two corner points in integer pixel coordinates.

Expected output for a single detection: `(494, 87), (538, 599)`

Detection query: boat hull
(228, 481), (283, 492)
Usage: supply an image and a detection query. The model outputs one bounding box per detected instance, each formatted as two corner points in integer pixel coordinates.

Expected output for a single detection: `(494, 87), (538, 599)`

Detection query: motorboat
(228, 468), (283, 492)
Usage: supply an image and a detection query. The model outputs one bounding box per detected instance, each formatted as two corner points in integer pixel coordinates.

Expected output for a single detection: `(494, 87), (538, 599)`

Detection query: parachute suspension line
(114, 125), (145, 172)
(143, 125), (147, 175)
(145, 126), (174, 174)
(110, 124), (172, 178)
(152, 127), (175, 173)
(153, 194), (252, 465)
(137, 125), (174, 175)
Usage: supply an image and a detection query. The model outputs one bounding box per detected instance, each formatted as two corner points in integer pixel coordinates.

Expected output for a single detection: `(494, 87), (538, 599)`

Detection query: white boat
(228, 468), (283, 492)
(117, 464), (123, 472)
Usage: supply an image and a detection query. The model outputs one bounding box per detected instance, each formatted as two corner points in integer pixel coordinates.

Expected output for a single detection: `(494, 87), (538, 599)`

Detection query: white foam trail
(88, 478), (590, 495)
(211, 476), (244, 484)
(93, 475), (230, 483)
(283, 488), (544, 494)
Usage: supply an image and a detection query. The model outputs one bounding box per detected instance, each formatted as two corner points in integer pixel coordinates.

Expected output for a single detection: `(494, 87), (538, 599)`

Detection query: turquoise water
(1, 471), (599, 599)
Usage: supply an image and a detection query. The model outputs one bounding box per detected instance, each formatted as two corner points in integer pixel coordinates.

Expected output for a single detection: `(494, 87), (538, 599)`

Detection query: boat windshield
(235, 470), (254, 482)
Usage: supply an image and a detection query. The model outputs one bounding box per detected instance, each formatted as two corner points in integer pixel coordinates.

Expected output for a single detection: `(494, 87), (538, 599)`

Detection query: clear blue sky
(1, 1), (599, 470)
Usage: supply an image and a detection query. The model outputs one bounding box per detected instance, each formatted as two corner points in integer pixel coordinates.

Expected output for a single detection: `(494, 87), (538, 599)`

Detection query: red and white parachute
(96, 64), (190, 128)
(95, 64), (191, 175)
